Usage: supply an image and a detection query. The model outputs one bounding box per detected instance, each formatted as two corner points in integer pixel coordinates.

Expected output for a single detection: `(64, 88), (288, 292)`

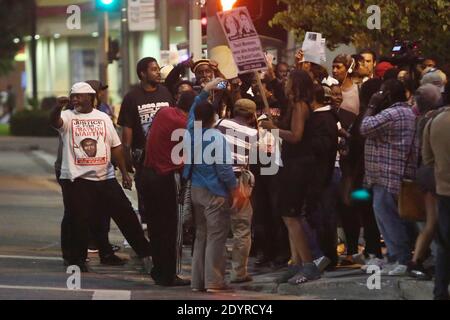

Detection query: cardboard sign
(217, 7), (267, 74)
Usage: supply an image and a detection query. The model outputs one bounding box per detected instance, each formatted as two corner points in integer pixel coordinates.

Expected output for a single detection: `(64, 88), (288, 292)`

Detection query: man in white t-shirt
(50, 82), (152, 272)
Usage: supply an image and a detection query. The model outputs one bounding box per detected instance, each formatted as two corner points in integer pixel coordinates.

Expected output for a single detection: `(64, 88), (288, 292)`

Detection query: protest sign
(217, 7), (267, 74)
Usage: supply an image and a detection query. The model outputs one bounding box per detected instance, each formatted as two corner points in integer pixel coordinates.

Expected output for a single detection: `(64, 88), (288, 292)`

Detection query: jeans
(60, 178), (151, 264)
(434, 195), (450, 300)
(372, 185), (414, 265)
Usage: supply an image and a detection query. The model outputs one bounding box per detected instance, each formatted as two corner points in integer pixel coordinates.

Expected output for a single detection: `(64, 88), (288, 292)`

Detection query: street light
(220, 0), (237, 11)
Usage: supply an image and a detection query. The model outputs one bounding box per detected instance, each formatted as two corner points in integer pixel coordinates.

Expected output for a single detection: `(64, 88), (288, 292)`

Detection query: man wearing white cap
(50, 82), (152, 272)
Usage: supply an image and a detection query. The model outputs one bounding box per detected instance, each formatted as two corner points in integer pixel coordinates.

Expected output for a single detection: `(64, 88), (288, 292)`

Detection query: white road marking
(31, 150), (57, 168)
(92, 290), (132, 300)
(0, 255), (62, 261)
(0, 285), (131, 300)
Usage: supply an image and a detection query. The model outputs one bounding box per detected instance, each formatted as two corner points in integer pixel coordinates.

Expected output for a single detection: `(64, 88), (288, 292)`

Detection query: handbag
(398, 125), (426, 222)
(398, 179), (426, 221)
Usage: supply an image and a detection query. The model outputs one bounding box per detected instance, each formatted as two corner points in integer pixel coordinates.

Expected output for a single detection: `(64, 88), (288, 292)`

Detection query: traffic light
(108, 38), (120, 63)
(201, 14), (207, 36)
(95, 0), (121, 12)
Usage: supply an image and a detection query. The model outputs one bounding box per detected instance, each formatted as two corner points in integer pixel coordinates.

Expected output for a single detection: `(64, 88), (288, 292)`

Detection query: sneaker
(352, 253), (366, 265)
(171, 276), (191, 286)
(231, 275), (253, 284)
(65, 262), (90, 273)
(111, 244), (121, 252)
(380, 262), (398, 275)
(155, 276), (191, 287)
(100, 254), (127, 266)
(206, 286), (234, 293)
(275, 264), (302, 284)
(288, 263), (321, 285)
(387, 264), (408, 276)
(192, 288), (206, 292)
(142, 256), (153, 275)
(123, 239), (131, 248)
(361, 258), (386, 271)
(314, 256), (331, 273)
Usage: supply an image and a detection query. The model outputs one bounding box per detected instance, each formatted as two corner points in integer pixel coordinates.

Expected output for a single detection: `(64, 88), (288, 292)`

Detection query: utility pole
(160, 0), (169, 50)
(189, 0), (202, 61)
(30, 0), (37, 102)
(98, 12), (109, 86)
(121, 0), (130, 96)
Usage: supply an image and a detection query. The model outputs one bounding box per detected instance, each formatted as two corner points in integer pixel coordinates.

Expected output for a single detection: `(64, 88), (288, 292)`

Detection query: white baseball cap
(70, 82), (97, 95)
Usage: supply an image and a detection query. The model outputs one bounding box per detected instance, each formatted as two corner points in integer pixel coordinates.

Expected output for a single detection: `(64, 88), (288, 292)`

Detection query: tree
(271, 0), (450, 62)
(0, 0), (34, 76)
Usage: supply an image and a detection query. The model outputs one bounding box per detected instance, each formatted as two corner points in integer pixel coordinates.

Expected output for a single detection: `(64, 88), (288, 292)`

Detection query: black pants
(88, 206), (111, 252)
(57, 171), (112, 260)
(435, 195), (450, 300)
(340, 199), (382, 258)
(60, 178), (151, 265)
(142, 167), (178, 284)
(252, 173), (289, 261)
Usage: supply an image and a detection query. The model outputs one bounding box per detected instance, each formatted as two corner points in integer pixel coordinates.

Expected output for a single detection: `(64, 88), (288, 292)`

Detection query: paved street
(0, 137), (437, 300)
(0, 137), (306, 300)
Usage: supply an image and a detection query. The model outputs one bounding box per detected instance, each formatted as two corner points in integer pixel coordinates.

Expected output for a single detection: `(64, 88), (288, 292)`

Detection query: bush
(10, 109), (57, 137)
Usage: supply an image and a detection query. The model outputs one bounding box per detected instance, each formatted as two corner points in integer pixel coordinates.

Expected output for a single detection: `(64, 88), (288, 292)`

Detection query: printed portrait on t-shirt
(80, 138), (98, 158)
(71, 119), (107, 166)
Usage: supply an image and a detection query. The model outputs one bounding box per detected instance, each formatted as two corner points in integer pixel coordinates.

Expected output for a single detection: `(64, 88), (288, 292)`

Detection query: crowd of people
(51, 47), (450, 299)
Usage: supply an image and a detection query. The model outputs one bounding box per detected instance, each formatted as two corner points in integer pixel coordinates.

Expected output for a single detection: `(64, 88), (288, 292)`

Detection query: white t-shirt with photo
(58, 109), (121, 181)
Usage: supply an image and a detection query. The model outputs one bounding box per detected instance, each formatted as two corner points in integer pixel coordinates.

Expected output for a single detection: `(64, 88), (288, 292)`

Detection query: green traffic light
(95, 0), (120, 12)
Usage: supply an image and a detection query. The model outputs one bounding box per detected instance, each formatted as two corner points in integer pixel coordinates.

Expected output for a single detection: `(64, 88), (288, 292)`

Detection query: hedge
(10, 109), (58, 137)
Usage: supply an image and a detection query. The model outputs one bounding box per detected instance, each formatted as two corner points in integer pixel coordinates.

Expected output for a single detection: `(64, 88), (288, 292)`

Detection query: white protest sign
(302, 32), (323, 65)
(217, 7), (267, 74)
(128, 0), (156, 32)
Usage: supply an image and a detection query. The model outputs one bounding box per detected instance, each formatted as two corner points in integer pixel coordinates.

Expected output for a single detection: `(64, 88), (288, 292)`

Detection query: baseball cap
(234, 99), (257, 115)
(70, 82), (97, 95)
(375, 61), (394, 79)
(85, 80), (108, 94)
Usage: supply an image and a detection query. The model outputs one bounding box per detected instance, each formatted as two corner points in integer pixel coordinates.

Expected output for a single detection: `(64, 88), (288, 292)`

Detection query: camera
(390, 40), (425, 67)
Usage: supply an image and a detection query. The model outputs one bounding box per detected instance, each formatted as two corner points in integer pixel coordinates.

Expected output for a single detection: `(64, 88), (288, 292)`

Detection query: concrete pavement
(0, 136), (438, 300)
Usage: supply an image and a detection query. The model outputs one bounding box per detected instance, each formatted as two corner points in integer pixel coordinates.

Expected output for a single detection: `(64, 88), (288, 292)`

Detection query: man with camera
(360, 79), (418, 276)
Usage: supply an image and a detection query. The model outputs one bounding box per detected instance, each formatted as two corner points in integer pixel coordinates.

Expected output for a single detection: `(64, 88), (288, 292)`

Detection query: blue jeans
(435, 195), (450, 300)
(372, 185), (413, 265)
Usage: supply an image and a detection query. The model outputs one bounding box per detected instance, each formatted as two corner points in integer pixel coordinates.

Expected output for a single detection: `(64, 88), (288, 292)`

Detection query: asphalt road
(0, 138), (304, 301)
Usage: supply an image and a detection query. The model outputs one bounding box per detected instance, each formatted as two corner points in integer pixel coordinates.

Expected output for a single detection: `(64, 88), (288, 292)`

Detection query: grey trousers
(191, 187), (231, 290)
(231, 199), (253, 281)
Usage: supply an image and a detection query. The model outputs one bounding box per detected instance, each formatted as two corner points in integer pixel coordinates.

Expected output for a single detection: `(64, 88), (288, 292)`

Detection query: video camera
(390, 40), (425, 67)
